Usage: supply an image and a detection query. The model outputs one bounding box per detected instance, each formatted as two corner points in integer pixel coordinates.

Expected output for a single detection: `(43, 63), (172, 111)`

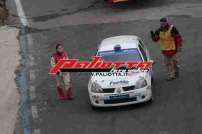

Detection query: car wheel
(90, 105), (101, 111)
(147, 97), (153, 104)
(151, 76), (154, 83)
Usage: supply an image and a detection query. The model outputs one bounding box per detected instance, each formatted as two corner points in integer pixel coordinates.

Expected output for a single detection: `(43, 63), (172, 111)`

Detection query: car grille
(102, 88), (115, 93)
(104, 97), (137, 104)
(122, 86), (135, 91)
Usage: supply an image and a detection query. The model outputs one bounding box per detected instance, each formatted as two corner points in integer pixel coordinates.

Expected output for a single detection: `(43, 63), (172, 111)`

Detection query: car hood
(90, 71), (149, 88)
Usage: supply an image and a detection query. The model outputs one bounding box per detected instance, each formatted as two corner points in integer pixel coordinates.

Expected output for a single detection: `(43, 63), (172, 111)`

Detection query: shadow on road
(91, 99), (153, 112)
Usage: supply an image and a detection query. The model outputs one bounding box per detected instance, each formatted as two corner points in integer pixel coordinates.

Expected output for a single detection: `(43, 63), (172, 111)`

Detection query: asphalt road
(9, 0), (202, 134)
(20, 0), (202, 19)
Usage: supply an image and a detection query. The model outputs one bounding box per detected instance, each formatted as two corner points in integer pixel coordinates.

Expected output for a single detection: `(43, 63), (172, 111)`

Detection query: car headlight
(135, 77), (147, 89)
(91, 82), (103, 93)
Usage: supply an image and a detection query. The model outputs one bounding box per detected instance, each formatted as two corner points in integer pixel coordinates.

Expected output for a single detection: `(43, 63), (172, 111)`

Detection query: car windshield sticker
(98, 48), (139, 56)
(98, 48), (142, 62)
(109, 80), (129, 86)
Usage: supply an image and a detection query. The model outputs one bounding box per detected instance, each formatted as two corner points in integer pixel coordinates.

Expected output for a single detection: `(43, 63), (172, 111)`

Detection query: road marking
(29, 55), (35, 67)
(159, 131), (168, 134)
(14, 0), (29, 26)
(13, 1), (35, 134)
(29, 86), (36, 100)
(30, 70), (36, 81)
(31, 105), (39, 119)
(29, 55), (34, 62)
(27, 34), (34, 48)
(33, 129), (41, 134)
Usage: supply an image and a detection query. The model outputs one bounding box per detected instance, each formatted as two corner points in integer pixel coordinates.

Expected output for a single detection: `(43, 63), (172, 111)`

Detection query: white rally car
(88, 35), (153, 107)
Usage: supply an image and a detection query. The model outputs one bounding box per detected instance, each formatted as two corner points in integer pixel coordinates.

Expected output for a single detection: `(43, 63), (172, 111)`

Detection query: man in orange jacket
(151, 18), (183, 81)
(50, 43), (73, 100)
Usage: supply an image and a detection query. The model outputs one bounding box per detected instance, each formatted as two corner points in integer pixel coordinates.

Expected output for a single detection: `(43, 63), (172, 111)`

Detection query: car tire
(147, 97), (153, 104)
(90, 105), (101, 111)
(151, 76), (154, 83)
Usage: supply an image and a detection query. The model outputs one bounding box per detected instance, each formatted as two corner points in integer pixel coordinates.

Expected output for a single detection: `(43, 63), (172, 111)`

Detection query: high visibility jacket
(159, 25), (176, 51)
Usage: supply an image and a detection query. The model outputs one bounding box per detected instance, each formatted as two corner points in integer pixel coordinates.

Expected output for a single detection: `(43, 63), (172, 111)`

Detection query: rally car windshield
(98, 48), (143, 62)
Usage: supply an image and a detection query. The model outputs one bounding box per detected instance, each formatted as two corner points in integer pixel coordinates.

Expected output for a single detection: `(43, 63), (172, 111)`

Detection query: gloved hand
(150, 30), (154, 35)
(150, 31), (155, 39)
(57, 70), (63, 76)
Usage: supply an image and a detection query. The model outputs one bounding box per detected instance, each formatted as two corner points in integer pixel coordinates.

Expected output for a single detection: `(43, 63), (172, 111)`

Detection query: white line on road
(29, 55), (35, 67)
(31, 105), (39, 119)
(14, 0), (29, 26)
(33, 129), (41, 134)
(29, 86), (36, 100)
(13, 1), (39, 134)
(30, 70), (36, 81)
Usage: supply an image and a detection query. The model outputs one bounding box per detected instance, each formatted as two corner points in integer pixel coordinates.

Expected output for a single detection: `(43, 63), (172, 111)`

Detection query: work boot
(56, 86), (66, 100)
(66, 87), (73, 100)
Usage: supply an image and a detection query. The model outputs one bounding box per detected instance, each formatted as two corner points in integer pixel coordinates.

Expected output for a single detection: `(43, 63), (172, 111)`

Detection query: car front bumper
(88, 86), (152, 107)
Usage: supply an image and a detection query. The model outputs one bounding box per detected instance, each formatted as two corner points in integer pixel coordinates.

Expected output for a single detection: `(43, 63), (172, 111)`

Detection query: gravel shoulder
(0, 26), (20, 134)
